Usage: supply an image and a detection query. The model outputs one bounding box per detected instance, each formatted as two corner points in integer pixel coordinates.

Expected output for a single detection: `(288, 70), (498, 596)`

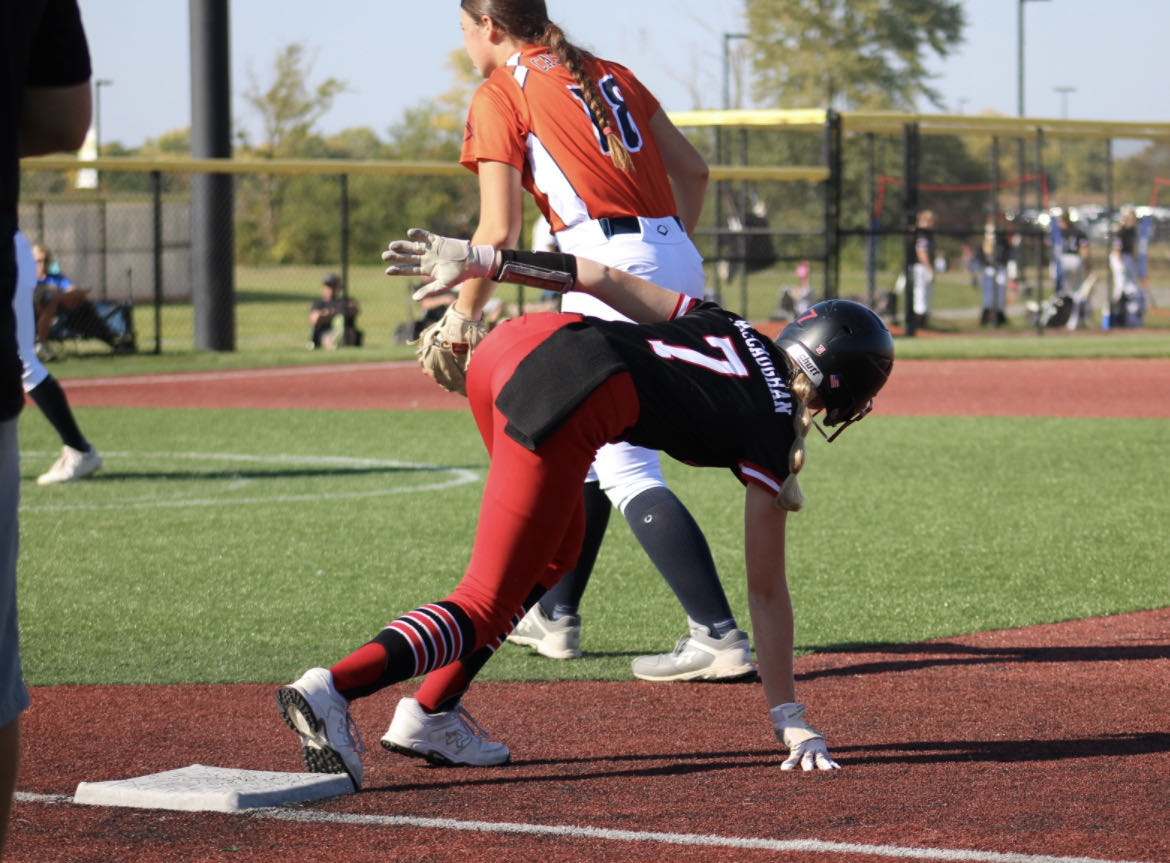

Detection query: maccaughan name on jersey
(734, 319), (793, 415)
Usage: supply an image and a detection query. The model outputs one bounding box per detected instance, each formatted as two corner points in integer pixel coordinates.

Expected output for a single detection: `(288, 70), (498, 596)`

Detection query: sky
(80, 1), (1170, 150)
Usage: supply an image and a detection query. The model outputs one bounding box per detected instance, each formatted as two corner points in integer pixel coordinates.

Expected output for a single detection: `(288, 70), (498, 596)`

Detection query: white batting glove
(382, 228), (496, 301)
(771, 702), (840, 772)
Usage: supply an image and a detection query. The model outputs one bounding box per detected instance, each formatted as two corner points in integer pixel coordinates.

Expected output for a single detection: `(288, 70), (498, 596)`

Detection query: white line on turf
(19, 450), (479, 511)
(10, 792), (1156, 863)
(59, 362), (415, 387)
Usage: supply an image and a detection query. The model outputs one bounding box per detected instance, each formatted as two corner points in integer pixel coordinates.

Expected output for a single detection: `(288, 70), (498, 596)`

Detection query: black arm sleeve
(492, 249), (577, 292)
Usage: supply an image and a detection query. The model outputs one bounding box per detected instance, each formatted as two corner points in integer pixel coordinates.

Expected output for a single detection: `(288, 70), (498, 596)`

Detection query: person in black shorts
(275, 230), (894, 788)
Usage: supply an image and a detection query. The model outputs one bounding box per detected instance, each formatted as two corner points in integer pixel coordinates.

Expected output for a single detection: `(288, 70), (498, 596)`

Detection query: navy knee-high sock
(539, 480), (610, 619)
(28, 377), (89, 452)
(623, 486), (735, 636)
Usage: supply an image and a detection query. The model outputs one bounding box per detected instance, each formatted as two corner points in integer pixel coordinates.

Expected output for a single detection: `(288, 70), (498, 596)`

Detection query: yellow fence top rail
(667, 108), (828, 130)
(667, 108), (1170, 140)
(21, 156), (469, 177)
(843, 111), (1170, 140)
(20, 155), (827, 183)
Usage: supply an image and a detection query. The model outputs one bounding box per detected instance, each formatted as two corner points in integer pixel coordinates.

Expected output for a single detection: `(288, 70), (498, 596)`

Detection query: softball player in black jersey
(277, 233), (893, 786)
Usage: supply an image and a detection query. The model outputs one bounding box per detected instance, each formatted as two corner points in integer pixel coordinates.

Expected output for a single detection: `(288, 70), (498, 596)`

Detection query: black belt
(597, 216), (683, 238)
(598, 216), (641, 237)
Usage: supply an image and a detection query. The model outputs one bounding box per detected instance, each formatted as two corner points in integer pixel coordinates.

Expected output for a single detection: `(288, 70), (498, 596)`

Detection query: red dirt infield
(8, 356), (1170, 863)
(54, 355), (1170, 418)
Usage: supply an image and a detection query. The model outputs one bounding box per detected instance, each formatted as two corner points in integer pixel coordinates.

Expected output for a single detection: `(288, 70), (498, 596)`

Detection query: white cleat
(37, 445), (102, 485)
(631, 618), (756, 682)
(506, 604), (582, 659)
(276, 667), (364, 789)
(381, 697), (510, 767)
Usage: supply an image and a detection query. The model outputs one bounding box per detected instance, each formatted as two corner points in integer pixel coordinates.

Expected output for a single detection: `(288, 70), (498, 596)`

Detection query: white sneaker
(380, 697), (509, 767)
(36, 445), (102, 485)
(276, 667), (364, 789)
(631, 618), (756, 682)
(506, 605), (581, 659)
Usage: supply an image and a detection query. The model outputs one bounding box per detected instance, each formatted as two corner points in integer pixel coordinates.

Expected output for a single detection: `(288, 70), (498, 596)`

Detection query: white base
(74, 764), (354, 812)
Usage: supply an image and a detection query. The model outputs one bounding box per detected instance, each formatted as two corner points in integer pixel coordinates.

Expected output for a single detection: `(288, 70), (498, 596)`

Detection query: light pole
(716, 32), (749, 309)
(1017, 0), (1051, 117)
(1053, 85), (1076, 118)
(93, 79), (113, 296)
(721, 32), (749, 115)
(1016, 0), (1050, 291)
(94, 78), (113, 156)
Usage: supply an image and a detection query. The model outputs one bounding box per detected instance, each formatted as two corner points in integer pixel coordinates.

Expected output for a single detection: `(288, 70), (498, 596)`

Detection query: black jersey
(2, 0), (91, 421)
(496, 303), (800, 496)
(1060, 226), (1087, 256)
(1114, 224), (1136, 256)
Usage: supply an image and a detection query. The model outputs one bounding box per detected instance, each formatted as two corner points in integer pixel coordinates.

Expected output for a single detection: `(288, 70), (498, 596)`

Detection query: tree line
(21, 0), (1170, 269)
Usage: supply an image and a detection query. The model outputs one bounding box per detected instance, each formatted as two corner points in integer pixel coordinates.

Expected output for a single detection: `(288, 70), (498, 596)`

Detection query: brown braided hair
(768, 371), (813, 511)
(460, 0), (635, 173)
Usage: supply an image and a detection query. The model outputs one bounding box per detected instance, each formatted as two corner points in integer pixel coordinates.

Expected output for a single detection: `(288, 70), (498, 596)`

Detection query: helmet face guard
(776, 300), (894, 441)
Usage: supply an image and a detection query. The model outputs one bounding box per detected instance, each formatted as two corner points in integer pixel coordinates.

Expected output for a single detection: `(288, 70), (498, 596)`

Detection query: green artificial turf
(16, 406), (1168, 686)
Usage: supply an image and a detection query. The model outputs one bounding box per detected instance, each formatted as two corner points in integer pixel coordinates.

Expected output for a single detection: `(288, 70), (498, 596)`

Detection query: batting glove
(382, 228), (496, 301)
(771, 702), (840, 772)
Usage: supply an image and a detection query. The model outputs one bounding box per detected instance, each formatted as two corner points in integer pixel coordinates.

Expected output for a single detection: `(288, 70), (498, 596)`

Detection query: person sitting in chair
(309, 272), (363, 349)
(32, 244), (129, 355)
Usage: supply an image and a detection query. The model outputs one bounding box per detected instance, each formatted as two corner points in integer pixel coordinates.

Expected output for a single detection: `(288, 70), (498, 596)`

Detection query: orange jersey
(461, 46), (679, 233)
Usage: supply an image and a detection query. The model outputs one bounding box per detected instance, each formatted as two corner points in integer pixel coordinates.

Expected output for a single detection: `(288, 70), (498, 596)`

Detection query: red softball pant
(443, 313), (638, 647)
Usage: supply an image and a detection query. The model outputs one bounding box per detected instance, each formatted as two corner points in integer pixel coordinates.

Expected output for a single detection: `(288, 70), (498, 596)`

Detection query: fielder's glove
(413, 305), (486, 396)
(771, 702), (840, 771)
(383, 228), (497, 301)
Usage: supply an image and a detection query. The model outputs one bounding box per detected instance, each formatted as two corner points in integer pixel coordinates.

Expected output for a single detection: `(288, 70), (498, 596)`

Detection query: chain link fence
(18, 111), (1169, 359)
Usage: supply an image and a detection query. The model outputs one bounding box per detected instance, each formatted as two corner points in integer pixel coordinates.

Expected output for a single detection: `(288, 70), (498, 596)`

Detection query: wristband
(492, 249), (577, 292)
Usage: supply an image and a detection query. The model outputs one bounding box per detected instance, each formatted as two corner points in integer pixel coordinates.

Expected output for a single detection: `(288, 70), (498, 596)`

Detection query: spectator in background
(32, 243), (127, 355)
(1109, 208), (1145, 328)
(909, 209), (935, 329)
(962, 243), (978, 287)
(976, 213), (1012, 327)
(308, 272), (362, 349)
(14, 232), (102, 483)
(1053, 208), (1092, 329)
(2, 1), (93, 855)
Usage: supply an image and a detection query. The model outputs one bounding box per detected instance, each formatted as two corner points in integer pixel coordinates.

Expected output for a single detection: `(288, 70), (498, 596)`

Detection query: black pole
(339, 173), (350, 300)
(865, 132), (876, 309)
(1104, 139), (1114, 328)
(151, 170), (163, 356)
(1035, 128), (1045, 335)
(990, 138), (1000, 217)
(98, 198), (108, 300)
(189, 0), (234, 350)
(901, 121), (920, 336)
(738, 128), (748, 316)
(823, 110), (842, 301)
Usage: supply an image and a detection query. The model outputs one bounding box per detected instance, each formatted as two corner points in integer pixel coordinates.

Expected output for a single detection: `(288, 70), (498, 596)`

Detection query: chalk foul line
(12, 792), (1156, 863)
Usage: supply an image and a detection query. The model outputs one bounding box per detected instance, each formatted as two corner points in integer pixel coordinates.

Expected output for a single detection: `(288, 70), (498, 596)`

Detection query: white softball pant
(13, 231), (51, 392)
(556, 215), (706, 513)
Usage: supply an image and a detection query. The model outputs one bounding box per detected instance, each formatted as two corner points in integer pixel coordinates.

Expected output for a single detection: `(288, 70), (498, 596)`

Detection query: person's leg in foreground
(0, 417), (27, 856)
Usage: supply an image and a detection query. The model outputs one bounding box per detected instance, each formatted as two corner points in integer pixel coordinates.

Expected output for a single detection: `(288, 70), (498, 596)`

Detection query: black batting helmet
(776, 300), (894, 429)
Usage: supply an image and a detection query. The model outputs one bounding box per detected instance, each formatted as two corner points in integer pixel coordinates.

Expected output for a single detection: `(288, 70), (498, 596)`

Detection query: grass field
(20, 262), (1170, 691)
(16, 399), (1169, 688)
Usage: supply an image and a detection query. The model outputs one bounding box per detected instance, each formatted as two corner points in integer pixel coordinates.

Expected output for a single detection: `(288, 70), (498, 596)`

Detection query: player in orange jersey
(384, 1), (755, 767)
